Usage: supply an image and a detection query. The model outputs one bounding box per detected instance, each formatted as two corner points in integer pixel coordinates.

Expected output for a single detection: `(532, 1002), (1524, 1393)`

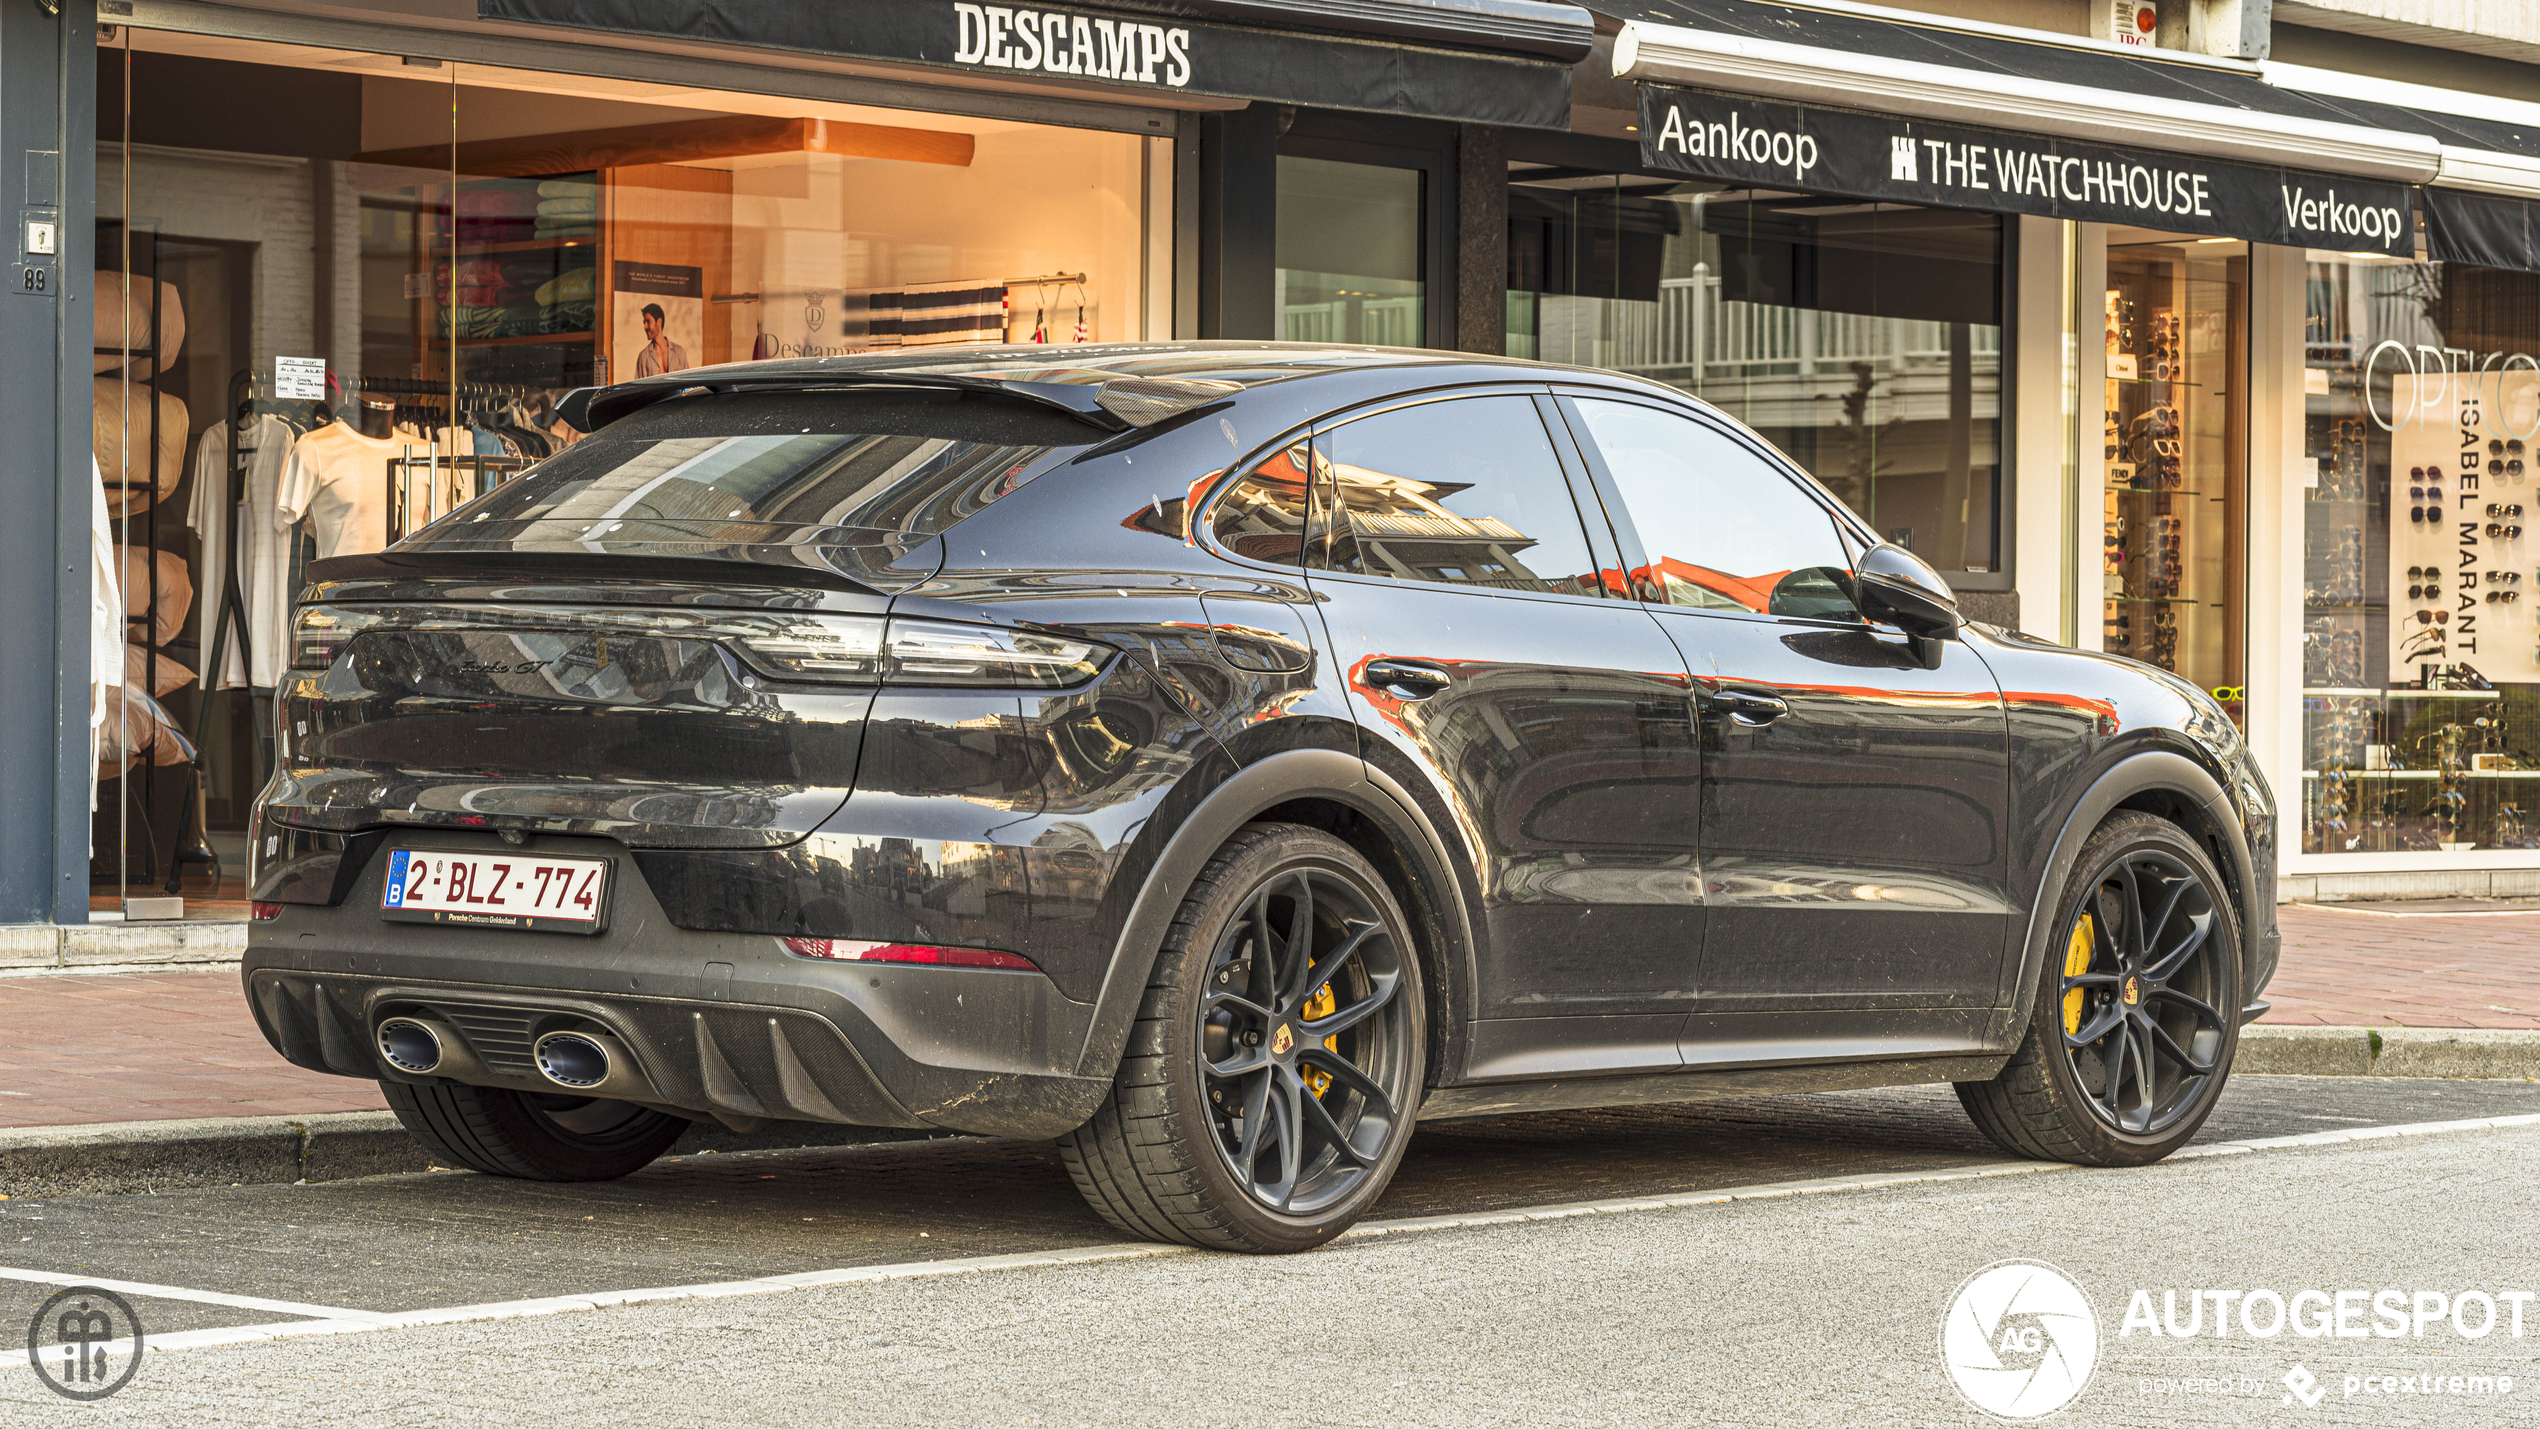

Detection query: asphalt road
(2, 1074), (2536, 1426)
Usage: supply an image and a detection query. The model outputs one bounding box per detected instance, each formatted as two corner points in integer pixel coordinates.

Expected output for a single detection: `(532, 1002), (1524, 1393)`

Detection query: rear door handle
(1364, 659), (1453, 700)
(1709, 688), (1789, 725)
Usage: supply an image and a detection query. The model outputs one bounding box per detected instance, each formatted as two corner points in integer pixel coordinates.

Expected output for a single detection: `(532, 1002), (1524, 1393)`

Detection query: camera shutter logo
(1939, 1260), (2099, 1419)
(27, 1285), (145, 1401)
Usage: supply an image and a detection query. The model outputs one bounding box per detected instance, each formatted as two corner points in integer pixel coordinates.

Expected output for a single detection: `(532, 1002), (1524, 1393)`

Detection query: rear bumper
(244, 831), (1107, 1139)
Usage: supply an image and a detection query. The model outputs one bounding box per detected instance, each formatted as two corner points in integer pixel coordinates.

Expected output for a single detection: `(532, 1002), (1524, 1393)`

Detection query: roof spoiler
(555, 372), (1243, 436)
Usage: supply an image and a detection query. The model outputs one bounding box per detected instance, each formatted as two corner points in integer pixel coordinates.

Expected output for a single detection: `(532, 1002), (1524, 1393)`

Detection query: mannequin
(348, 392), (397, 439)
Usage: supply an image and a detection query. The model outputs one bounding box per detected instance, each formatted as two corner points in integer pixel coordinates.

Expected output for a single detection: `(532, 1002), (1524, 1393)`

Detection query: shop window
(2102, 238), (2247, 725)
(1508, 179), (2005, 580)
(1276, 155), (1424, 347)
(2301, 254), (2540, 856)
(92, 28), (1155, 918)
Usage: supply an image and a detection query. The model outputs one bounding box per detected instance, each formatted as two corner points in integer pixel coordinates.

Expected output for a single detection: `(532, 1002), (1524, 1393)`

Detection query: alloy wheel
(2056, 848), (2231, 1135)
(1198, 866), (1412, 1215)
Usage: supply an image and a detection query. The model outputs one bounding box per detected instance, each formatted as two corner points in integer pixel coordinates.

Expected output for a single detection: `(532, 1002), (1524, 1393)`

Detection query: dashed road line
(38, 1108), (2540, 1359)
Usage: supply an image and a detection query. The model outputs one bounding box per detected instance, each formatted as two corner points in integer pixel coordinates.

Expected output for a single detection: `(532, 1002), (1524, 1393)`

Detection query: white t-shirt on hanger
(277, 421), (426, 562)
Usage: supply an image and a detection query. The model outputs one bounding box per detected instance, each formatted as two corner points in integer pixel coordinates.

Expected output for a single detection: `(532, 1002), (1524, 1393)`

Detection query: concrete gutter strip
(0, 921), (246, 974)
(0, 1114), (946, 1199)
(2237, 1025), (2540, 1081)
(0, 1029), (2528, 1200)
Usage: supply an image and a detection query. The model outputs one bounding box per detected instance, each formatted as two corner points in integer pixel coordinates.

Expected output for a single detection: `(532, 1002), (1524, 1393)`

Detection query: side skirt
(1414, 1054), (2012, 1121)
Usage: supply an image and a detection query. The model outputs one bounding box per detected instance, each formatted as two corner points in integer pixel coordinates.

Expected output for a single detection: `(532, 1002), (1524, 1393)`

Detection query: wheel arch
(2000, 751), (2259, 1047)
(1070, 748), (1478, 1089)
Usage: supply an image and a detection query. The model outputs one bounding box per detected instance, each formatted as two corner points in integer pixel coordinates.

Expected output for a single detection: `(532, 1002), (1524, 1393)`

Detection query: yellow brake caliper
(2061, 914), (2095, 1036)
(1299, 972), (1339, 1098)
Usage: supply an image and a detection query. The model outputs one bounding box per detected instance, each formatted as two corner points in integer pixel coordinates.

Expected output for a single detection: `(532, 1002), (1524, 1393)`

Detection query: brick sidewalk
(2258, 903), (2540, 1031)
(2, 906), (2536, 1130)
(0, 971), (385, 1129)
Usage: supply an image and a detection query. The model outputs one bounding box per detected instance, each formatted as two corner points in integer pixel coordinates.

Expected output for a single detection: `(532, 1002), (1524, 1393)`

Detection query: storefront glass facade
(1506, 177), (2006, 579)
(2299, 253), (2540, 857)
(91, 27), (1156, 916)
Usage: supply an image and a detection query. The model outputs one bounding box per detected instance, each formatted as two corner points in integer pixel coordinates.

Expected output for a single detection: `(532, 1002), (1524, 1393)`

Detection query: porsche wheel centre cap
(1270, 1024), (1294, 1055)
(2122, 976), (2141, 1006)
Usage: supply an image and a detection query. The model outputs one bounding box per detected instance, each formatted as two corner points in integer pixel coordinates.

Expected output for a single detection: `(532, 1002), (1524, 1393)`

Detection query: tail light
(782, 938), (1037, 971)
(251, 901), (284, 921)
(726, 613), (1104, 689)
(290, 606), (385, 670)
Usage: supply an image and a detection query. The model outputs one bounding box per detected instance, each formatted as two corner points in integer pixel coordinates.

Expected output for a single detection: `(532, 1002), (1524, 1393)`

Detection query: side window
(1210, 436), (1317, 566)
(1316, 395), (1607, 597)
(1569, 399), (1861, 621)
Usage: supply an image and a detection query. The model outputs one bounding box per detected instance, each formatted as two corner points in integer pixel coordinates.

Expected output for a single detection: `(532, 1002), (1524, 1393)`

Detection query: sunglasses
(2494, 505), (2527, 518)
(2414, 609), (2452, 624)
(2488, 571), (2523, 584)
(2488, 590), (2522, 603)
(2491, 524), (2524, 539)
(2411, 486), (2445, 501)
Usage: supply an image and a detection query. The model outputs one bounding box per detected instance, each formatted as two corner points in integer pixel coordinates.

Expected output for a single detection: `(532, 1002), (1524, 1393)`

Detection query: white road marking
(48, 1109), (2540, 1359)
(2292, 902), (2540, 918)
(0, 1265), (383, 1321)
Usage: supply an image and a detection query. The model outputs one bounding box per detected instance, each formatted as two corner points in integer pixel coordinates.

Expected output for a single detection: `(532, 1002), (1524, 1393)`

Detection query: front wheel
(1957, 811), (2241, 1166)
(1059, 824), (1426, 1252)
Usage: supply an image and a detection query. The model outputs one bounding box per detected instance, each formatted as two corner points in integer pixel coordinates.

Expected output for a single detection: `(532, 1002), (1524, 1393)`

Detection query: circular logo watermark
(1940, 1260), (2099, 1419)
(26, 1286), (145, 1401)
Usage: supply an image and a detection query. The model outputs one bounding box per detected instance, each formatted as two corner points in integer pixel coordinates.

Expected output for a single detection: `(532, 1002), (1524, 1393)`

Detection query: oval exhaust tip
(377, 1018), (443, 1075)
(533, 1031), (611, 1089)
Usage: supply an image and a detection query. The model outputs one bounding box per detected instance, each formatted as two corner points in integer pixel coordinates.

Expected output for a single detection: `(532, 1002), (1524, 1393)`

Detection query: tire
(383, 1080), (687, 1181)
(1957, 811), (2241, 1167)
(1058, 823), (1427, 1253)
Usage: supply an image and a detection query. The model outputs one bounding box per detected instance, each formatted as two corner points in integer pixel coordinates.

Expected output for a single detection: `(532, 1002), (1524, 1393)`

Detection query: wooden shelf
(430, 237), (598, 257)
(429, 330), (595, 349)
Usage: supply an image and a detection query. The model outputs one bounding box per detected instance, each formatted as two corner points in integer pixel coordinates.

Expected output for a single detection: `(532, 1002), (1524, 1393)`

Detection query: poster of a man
(611, 262), (702, 382)
(635, 303), (690, 376)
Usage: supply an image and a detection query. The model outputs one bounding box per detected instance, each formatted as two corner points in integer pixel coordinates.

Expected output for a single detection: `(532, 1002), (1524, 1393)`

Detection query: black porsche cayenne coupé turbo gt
(245, 342), (2277, 1252)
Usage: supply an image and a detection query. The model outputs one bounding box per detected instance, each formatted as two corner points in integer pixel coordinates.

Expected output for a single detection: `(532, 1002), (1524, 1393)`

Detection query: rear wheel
(1957, 811), (2240, 1166)
(383, 1080), (687, 1181)
(1059, 824), (1425, 1253)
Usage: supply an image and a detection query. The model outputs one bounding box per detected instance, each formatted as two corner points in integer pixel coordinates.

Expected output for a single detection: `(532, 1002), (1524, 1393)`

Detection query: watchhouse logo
(26, 1286), (144, 1401)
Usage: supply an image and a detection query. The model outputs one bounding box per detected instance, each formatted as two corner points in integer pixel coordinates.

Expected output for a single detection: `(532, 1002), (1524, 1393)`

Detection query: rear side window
(1568, 398), (1861, 621)
(1211, 436), (1316, 566)
(1313, 396), (1606, 597)
(415, 388), (1100, 548)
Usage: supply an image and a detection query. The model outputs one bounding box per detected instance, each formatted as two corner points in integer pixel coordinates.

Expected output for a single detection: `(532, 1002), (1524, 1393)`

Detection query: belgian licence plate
(381, 849), (610, 934)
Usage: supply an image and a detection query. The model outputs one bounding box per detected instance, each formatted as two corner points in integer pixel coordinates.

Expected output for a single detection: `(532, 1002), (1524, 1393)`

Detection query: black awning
(2424, 188), (2540, 277)
(478, 0), (1582, 128)
(1635, 83), (2417, 256)
(1603, 0), (2540, 163)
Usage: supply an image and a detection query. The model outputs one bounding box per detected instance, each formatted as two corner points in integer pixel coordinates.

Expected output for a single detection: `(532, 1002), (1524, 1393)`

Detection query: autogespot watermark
(1940, 1260), (2101, 1419)
(25, 1285), (145, 1401)
(1940, 1270), (2529, 1418)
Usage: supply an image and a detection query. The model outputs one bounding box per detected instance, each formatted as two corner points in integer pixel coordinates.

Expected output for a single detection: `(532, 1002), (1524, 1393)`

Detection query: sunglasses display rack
(2101, 247), (2244, 727)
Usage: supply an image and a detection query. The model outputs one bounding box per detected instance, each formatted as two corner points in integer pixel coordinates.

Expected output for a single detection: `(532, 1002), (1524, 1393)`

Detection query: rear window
(408, 388), (1100, 551)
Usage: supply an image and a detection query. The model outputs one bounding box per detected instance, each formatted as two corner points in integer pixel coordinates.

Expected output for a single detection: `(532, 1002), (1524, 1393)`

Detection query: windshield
(403, 388), (1100, 555)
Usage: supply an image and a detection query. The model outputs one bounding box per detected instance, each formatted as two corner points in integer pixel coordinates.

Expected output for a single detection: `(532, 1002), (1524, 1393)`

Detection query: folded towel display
(533, 267), (595, 306)
(536, 178), (597, 200)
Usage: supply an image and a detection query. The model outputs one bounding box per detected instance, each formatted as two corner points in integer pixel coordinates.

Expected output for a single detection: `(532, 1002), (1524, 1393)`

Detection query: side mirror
(1853, 543), (1961, 665)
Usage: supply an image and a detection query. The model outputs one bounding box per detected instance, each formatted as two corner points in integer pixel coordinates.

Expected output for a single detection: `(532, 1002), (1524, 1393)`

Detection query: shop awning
(477, 0), (1592, 128)
(1601, 0), (2540, 260)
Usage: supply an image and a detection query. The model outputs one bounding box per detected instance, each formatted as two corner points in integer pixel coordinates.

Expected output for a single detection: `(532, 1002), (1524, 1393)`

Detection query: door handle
(1364, 659), (1453, 700)
(1709, 688), (1789, 725)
